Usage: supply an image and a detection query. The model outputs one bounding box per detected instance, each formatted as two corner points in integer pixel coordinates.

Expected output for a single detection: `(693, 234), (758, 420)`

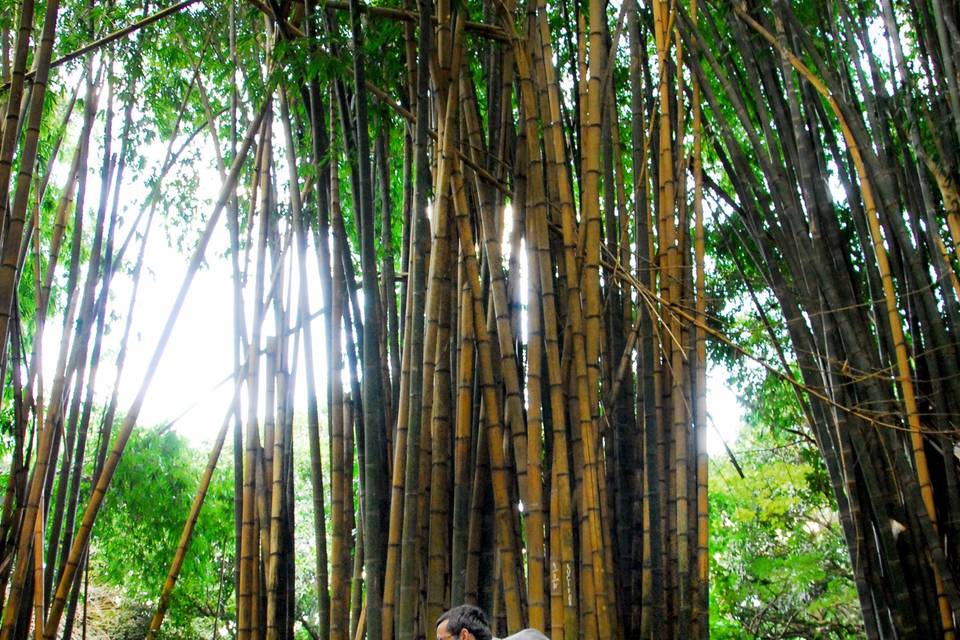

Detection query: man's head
(435, 604), (493, 640)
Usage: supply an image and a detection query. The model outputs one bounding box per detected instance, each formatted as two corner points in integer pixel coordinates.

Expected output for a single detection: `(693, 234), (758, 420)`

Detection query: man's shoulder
(499, 629), (550, 640)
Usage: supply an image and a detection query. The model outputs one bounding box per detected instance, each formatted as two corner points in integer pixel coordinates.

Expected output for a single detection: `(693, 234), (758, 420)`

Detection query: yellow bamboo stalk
(451, 260), (475, 603)
(532, 200), (579, 640)
(672, 6), (692, 635)
(425, 261), (454, 626)
(575, 0), (616, 633)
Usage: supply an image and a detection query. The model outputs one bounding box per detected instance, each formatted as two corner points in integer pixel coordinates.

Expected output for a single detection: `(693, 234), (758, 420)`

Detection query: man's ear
(458, 629), (471, 640)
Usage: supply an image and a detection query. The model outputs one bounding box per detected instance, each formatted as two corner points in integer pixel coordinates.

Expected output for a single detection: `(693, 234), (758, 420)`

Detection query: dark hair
(436, 604), (493, 640)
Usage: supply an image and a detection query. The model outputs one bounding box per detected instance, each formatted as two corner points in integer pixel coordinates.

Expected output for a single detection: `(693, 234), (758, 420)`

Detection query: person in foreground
(436, 604), (550, 640)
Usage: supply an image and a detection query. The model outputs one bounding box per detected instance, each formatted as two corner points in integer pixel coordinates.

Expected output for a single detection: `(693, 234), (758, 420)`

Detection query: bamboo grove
(0, 0), (958, 637)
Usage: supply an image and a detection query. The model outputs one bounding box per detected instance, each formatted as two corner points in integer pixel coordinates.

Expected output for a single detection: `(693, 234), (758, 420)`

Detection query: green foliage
(710, 378), (863, 639)
(86, 417), (332, 638)
(90, 426), (235, 638)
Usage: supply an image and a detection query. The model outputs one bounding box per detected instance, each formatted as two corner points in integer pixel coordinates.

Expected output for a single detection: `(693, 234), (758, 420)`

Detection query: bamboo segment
(330, 152), (349, 640)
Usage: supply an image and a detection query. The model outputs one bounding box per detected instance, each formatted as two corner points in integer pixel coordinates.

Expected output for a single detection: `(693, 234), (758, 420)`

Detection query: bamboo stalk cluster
(2, 0), (958, 638)
(678, 1), (960, 636)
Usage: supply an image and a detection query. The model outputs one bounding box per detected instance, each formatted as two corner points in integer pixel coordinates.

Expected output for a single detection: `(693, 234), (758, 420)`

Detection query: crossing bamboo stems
(40, 96), (271, 640)
(458, 69), (530, 532)
(450, 149), (524, 632)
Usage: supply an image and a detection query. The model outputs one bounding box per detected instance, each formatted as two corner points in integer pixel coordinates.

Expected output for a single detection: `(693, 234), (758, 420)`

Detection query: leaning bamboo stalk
(41, 96), (271, 640)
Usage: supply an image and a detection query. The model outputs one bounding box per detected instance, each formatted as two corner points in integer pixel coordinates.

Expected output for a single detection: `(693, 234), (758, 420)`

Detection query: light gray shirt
(497, 630), (550, 640)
